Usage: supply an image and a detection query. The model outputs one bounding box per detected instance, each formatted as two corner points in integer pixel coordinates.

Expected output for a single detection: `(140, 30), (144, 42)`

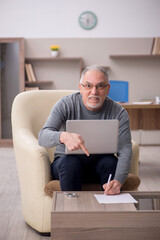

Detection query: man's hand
(60, 132), (90, 156)
(103, 180), (122, 195)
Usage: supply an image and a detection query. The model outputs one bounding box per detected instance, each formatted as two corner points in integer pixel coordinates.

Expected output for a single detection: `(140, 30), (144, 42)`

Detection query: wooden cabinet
(121, 103), (160, 130)
(121, 103), (160, 145)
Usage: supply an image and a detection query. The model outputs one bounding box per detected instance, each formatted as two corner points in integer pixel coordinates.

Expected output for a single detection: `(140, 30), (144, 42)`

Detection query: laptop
(65, 119), (119, 155)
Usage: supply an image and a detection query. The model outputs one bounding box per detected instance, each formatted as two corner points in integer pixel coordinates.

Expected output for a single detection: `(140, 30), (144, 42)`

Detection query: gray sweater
(38, 92), (132, 184)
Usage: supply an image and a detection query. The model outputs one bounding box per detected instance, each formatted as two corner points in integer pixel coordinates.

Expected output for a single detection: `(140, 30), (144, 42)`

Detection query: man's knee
(59, 155), (82, 173)
(96, 154), (118, 173)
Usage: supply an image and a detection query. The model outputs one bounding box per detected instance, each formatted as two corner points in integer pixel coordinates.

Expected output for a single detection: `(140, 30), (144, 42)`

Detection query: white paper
(132, 101), (153, 105)
(94, 193), (138, 204)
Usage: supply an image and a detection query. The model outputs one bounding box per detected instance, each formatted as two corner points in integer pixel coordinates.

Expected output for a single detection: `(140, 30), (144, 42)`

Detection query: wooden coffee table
(51, 191), (160, 240)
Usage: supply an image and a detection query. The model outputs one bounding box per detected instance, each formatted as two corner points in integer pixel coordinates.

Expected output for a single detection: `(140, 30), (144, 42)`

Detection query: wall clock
(79, 11), (97, 30)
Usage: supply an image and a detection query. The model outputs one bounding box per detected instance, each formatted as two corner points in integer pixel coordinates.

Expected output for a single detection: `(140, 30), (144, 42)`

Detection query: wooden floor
(0, 146), (160, 240)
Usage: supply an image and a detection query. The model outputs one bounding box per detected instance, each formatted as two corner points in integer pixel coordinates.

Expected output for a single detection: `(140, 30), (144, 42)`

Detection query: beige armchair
(11, 90), (140, 234)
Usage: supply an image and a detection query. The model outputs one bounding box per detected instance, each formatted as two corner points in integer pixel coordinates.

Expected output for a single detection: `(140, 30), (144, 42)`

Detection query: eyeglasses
(81, 82), (109, 90)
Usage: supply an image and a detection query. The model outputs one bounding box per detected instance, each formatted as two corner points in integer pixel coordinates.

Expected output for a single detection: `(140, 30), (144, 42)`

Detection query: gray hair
(80, 65), (109, 84)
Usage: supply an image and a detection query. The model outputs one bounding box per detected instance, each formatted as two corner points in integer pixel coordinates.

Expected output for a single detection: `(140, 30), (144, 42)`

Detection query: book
(28, 63), (37, 82)
(158, 39), (160, 54)
(150, 38), (155, 55)
(151, 37), (160, 55)
(25, 64), (32, 82)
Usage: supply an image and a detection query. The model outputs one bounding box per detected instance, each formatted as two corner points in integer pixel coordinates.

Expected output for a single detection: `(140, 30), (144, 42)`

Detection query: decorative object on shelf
(50, 45), (60, 57)
(79, 11), (97, 30)
(155, 96), (160, 104)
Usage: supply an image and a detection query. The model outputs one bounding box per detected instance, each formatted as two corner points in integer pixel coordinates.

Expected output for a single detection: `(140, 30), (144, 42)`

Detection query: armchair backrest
(12, 90), (78, 137)
(12, 90), (78, 161)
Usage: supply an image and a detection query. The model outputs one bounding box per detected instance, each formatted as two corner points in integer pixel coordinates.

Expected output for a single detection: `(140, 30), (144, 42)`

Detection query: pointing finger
(80, 143), (90, 156)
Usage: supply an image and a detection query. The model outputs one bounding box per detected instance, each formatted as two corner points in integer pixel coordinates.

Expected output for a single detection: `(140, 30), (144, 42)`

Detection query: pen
(107, 174), (112, 185)
(104, 174), (112, 195)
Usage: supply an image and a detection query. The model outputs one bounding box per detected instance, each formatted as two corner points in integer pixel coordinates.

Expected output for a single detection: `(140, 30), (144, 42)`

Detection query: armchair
(11, 90), (140, 234)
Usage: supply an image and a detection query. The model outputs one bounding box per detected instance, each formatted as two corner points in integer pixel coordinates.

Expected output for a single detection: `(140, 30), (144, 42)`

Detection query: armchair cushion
(44, 180), (61, 198)
(44, 173), (141, 198)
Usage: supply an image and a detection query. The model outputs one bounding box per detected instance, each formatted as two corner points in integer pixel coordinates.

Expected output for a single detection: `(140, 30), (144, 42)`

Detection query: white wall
(0, 0), (160, 38)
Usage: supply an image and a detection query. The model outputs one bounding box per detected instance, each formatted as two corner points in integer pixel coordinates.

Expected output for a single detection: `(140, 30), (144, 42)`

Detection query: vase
(50, 50), (59, 57)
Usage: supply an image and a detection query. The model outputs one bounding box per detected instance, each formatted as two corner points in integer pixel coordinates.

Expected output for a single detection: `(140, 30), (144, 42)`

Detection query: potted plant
(50, 45), (60, 57)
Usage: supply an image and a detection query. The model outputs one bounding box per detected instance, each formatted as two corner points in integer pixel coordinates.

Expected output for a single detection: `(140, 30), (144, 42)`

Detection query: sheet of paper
(94, 193), (138, 204)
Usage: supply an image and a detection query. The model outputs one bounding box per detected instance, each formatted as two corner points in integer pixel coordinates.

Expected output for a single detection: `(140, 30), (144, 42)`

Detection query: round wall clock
(79, 11), (97, 30)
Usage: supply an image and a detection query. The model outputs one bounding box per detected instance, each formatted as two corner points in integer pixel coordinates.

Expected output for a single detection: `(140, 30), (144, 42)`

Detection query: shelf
(102, 66), (110, 71)
(25, 81), (53, 85)
(25, 57), (83, 62)
(110, 54), (160, 59)
(25, 57), (84, 83)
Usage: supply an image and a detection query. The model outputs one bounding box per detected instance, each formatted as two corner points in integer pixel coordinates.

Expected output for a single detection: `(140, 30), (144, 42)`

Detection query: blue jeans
(51, 154), (118, 191)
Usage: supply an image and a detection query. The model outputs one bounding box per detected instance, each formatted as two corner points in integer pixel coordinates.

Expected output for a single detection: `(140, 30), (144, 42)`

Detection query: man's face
(79, 70), (110, 111)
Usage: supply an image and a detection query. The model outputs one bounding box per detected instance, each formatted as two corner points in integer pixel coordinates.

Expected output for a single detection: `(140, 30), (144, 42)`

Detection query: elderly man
(38, 65), (132, 195)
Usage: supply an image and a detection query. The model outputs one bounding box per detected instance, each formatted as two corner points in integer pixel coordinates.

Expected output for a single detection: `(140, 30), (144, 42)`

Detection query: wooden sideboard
(121, 103), (160, 130)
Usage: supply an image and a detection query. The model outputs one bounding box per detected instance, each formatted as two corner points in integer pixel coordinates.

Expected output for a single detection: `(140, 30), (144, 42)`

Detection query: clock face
(79, 11), (97, 30)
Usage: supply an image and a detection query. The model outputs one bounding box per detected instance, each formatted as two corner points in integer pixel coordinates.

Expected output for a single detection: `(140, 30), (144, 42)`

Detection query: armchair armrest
(130, 139), (140, 176)
(13, 128), (52, 194)
(13, 128), (53, 231)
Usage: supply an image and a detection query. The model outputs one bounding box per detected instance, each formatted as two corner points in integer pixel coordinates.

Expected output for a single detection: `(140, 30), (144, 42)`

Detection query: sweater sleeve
(38, 98), (68, 148)
(114, 109), (132, 184)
